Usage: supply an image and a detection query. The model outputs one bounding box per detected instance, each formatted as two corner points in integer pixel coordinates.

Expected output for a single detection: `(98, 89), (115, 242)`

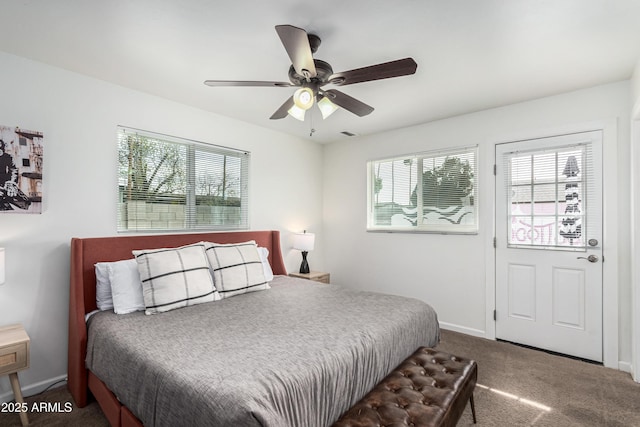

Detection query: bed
(68, 230), (440, 427)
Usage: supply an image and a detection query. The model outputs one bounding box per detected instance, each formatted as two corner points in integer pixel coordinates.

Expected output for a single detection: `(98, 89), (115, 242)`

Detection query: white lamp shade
(292, 232), (315, 252)
(0, 248), (5, 285)
(318, 96), (339, 119)
(287, 104), (306, 121)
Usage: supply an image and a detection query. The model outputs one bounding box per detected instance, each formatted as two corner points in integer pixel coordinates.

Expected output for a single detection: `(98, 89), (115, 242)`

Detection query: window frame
(367, 145), (479, 234)
(117, 126), (250, 233)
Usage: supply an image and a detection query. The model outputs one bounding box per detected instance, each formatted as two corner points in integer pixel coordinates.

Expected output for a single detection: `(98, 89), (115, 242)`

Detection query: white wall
(632, 59), (640, 108)
(630, 60), (640, 381)
(0, 52), (325, 400)
(323, 81), (632, 365)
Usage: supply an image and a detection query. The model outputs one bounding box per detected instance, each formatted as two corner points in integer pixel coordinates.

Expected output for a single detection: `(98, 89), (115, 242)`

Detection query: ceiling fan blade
(328, 57), (417, 86)
(270, 96), (295, 120)
(324, 89), (374, 117)
(204, 80), (293, 87)
(275, 25), (317, 78)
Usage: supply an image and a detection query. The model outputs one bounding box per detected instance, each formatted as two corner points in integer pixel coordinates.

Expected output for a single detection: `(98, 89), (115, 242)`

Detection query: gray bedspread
(86, 275), (440, 427)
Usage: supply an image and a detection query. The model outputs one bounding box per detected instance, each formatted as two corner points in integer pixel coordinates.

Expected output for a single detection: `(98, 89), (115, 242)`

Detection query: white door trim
(486, 119), (619, 369)
(631, 107), (640, 382)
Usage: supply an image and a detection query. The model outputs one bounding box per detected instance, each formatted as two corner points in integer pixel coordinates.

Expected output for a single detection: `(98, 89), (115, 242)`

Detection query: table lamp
(292, 231), (315, 274)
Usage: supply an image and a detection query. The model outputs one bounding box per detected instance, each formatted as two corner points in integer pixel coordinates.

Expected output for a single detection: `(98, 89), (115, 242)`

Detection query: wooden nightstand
(289, 271), (330, 284)
(0, 324), (30, 426)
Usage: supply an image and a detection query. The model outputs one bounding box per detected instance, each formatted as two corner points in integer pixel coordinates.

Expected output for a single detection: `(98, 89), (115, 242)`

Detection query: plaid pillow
(133, 243), (220, 315)
(204, 240), (269, 298)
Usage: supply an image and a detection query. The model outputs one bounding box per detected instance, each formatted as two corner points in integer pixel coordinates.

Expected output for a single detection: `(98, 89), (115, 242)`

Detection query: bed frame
(68, 230), (287, 427)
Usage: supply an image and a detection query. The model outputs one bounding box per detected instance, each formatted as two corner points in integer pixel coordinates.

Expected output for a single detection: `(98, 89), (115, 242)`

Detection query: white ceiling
(2, 0), (640, 143)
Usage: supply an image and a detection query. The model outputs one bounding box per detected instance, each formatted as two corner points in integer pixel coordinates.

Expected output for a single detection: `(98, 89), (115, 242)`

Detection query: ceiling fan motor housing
(288, 59), (334, 88)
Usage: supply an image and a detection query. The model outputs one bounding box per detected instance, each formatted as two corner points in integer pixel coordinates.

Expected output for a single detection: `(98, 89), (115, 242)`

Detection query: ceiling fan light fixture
(206, 25), (418, 124)
(287, 104), (306, 121)
(293, 87), (314, 110)
(317, 96), (339, 119)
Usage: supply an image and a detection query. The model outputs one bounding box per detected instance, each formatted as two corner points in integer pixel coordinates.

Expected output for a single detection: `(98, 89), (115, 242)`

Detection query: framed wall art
(0, 125), (43, 214)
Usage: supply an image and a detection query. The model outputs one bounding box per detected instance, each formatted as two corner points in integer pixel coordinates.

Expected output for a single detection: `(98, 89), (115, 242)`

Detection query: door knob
(577, 255), (598, 263)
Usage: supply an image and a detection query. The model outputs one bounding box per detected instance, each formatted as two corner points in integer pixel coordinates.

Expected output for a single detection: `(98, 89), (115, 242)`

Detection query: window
(367, 146), (478, 233)
(117, 127), (249, 232)
(503, 143), (593, 249)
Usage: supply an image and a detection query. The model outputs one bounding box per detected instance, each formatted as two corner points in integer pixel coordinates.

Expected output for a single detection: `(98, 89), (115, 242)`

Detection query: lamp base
(299, 251), (310, 274)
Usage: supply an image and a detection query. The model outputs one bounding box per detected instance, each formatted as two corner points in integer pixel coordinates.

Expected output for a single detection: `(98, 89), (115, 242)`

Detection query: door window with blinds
(117, 127), (249, 232)
(367, 146), (478, 233)
(502, 142), (594, 250)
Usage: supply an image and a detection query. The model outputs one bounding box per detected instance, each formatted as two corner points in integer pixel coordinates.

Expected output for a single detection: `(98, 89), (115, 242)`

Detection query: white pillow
(204, 241), (269, 298)
(108, 259), (145, 315)
(257, 247), (274, 282)
(94, 262), (114, 310)
(133, 243), (220, 315)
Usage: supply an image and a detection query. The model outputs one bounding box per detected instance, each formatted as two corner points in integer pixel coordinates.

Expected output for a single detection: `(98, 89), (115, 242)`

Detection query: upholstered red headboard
(68, 230), (286, 407)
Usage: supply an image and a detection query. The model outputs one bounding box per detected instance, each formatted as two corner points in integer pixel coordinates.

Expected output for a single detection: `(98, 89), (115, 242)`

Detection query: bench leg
(470, 393), (477, 424)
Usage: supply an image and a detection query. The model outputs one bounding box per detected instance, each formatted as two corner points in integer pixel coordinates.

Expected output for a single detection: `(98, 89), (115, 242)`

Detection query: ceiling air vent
(340, 131), (357, 137)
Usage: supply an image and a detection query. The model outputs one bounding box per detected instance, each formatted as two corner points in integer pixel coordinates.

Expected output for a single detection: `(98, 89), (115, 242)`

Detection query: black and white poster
(0, 126), (43, 214)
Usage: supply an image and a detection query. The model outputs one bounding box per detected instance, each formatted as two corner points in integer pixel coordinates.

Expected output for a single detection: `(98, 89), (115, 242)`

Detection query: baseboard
(618, 361), (632, 374)
(439, 321), (487, 339)
(0, 374), (67, 404)
(438, 322), (635, 376)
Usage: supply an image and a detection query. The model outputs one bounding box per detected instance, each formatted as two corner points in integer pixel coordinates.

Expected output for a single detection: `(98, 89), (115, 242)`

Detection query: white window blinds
(502, 141), (596, 249)
(117, 127), (249, 232)
(367, 146), (478, 233)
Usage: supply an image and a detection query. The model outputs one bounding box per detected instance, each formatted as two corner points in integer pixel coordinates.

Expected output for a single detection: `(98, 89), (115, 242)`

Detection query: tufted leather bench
(333, 347), (477, 427)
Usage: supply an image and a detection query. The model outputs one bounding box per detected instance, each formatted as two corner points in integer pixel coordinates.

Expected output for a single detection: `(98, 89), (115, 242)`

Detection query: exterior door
(495, 131), (603, 362)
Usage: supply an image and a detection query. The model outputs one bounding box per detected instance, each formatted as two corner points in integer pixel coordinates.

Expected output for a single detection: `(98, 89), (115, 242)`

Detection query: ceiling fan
(204, 25), (418, 121)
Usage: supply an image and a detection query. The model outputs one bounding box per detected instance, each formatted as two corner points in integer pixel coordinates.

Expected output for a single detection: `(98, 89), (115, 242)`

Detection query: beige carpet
(1, 329), (638, 426)
(437, 329), (640, 426)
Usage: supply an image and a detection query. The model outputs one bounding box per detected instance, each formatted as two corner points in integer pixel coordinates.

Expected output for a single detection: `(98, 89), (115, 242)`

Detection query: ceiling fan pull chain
(309, 111), (316, 137)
